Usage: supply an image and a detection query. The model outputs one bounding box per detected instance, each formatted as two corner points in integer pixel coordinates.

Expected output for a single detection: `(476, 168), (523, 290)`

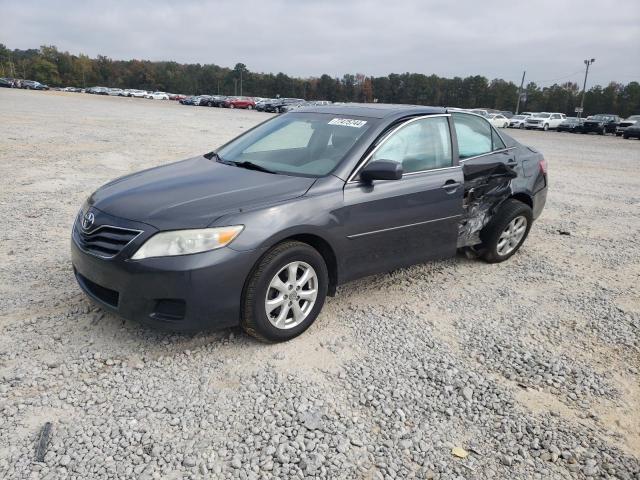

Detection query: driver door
(336, 115), (464, 282)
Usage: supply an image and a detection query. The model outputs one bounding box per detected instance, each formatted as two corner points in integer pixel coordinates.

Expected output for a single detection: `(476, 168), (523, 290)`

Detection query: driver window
(370, 117), (452, 174)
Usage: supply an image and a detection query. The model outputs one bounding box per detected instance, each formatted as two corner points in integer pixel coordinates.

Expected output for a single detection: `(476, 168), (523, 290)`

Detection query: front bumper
(581, 125), (603, 133)
(71, 236), (263, 331)
(525, 123), (545, 130)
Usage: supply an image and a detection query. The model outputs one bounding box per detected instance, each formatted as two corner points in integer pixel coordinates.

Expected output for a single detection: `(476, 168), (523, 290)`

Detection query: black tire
(519, 124), (524, 129)
(480, 199), (533, 264)
(241, 241), (328, 342)
(623, 134), (629, 139)
(543, 124), (549, 131)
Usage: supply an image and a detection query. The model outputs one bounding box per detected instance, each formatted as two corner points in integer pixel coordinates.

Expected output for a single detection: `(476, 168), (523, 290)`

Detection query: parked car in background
(487, 113), (509, 128)
(264, 98), (305, 113)
(499, 111), (514, 119)
(222, 97), (256, 109)
(179, 96), (197, 105)
(145, 91), (169, 100)
(255, 99), (274, 111)
(616, 115), (640, 136)
(280, 100), (332, 113)
(193, 95), (213, 106)
(556, 117), (583, 133)
(71, 105), (547, 341)
(169, 93), (187, 101)
(107, 88), (124, 96)
(525, 112), (566, 131)
(21, 80), (48, 90)
(581, 114), (620, 135)
(622, 124), (640, 139)
(126, 89), (147, 98)
(0, 77), (14, 88)
(87, 86), (109, 95)
(508, 114), (532, 129)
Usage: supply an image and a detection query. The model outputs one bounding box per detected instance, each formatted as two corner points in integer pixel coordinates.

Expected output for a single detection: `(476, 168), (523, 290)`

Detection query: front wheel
(480, 199), (533, 263)
(241, 241), (328, 342)
(543, 124), (549, 131)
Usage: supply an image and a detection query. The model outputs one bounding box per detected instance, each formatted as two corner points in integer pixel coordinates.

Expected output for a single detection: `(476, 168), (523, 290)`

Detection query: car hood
(88, 156), (316, 230)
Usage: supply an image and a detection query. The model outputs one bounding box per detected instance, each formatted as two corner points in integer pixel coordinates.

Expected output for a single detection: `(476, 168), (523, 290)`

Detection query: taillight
(539, 158), (548, 174)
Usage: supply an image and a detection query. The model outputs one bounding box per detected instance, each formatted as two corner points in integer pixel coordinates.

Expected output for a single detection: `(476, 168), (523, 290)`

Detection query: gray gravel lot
(0, 88), (639, 479)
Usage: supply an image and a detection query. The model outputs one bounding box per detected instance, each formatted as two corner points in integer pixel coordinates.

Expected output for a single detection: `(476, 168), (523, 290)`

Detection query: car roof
(294, 103), (446, 119)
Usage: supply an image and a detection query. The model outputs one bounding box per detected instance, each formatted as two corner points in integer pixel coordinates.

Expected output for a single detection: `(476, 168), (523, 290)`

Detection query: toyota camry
(72, 104), (547, 341)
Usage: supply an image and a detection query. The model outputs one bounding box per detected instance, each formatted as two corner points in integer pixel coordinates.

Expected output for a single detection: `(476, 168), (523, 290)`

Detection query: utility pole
(578, 58), (595, 119)
(233, 78), (238, 96)
(239, 70), (243, 96)
(515, 70), (526, 114)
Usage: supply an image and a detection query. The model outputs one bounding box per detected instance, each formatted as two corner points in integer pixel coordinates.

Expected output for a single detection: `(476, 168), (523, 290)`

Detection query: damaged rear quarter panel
(457, 162), (517, 248)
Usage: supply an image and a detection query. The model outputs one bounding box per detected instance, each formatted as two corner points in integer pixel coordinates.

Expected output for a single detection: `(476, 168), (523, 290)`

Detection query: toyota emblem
(81, 211), (95, 230)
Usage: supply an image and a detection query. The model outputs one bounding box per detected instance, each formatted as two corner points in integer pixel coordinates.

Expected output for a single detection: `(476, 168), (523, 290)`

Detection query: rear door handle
(442, 180), (461, 193)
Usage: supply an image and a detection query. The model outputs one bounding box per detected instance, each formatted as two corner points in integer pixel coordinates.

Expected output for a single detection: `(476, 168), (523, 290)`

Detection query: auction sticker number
(328, 118), (367, 128)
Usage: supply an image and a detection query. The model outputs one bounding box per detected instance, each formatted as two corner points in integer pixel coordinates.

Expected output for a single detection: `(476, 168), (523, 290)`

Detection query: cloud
(1, 0), (638, 86)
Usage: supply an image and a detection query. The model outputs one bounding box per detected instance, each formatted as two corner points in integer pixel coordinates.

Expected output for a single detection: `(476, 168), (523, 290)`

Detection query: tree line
(1, 44), (638, 117)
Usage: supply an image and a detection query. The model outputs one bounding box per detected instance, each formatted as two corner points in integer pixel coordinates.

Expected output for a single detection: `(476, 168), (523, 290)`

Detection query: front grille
(74, 222), (141, 258)
(527, 120), (541, 124)
(619, 122), (634, 128)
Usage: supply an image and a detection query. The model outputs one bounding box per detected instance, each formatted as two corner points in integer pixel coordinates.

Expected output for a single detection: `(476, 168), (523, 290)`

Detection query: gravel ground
(0, 88), (639, 479)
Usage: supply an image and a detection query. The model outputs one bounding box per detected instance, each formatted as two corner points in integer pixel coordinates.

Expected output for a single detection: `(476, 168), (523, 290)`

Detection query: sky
(1, 0), (639, 87)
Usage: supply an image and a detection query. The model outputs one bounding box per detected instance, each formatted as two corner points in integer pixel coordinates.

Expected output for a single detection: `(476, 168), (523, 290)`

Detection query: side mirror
(360, 160), (403, 182)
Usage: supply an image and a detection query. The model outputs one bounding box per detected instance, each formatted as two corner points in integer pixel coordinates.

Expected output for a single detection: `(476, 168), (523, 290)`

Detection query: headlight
(131, 226), (243, 260)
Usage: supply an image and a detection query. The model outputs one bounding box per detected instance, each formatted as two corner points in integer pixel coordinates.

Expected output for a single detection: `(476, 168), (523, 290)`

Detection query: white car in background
(107, 88), (124, 96)
(508, 113), (533, 129)
(525, 112), (566, 131)
(126, 89), (147, 98)
(145, 91), (169, 100)
(487, 113), (509, 128)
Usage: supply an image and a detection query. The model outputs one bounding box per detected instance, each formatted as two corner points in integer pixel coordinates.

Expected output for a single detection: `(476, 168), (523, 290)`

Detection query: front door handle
(506, 159), (518, 167)
(442, 180), (461, 193)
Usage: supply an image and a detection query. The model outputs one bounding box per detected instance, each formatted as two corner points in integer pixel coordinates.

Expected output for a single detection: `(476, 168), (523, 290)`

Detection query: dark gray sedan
(71, 104), (547, 341)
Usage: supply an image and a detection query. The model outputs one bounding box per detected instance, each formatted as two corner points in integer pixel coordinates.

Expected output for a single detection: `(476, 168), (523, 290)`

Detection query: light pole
(578, 58), (595, 119)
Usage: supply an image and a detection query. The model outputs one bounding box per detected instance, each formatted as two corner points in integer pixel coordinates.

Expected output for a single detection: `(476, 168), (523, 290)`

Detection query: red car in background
(223, 97), (256, 109)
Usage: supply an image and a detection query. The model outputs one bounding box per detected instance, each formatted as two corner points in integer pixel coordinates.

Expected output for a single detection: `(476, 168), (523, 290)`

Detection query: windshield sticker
(328, 118), (367, 128)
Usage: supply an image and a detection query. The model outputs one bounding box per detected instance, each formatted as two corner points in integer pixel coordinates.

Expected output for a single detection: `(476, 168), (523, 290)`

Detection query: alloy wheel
(497, 215), (527, 256)
(265, 261), (318, 329)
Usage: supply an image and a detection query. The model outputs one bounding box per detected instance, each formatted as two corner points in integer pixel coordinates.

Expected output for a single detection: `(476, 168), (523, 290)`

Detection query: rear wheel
(480, 199), (533, 263)
(241, 241), (328, 342)
(229, 104), (235, 109)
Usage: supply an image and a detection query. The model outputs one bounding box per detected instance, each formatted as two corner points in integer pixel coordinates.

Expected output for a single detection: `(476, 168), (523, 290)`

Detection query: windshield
(588, 115), (608, 120)
(536, 113), (551, 118)
(216, 113), (373, 177)
(512, 115), (525, 120)
(627, 115), (640, 121)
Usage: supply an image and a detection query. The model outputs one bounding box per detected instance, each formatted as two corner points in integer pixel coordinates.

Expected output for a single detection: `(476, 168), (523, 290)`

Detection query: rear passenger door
(452, 112), (519, 175)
